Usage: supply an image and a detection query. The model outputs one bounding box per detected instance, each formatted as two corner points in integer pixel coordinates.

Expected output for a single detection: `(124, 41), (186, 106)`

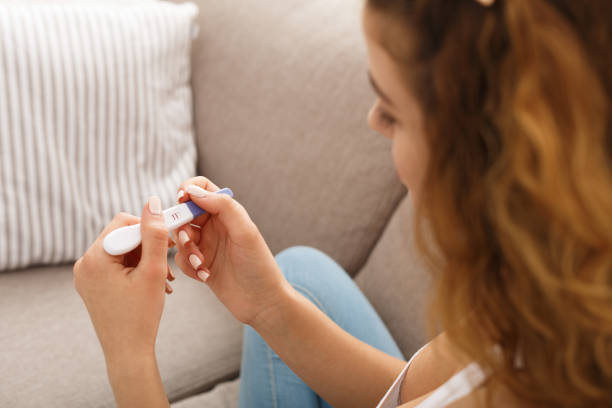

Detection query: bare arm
(74, 202), (174, 408)
(253, 285), (407, 408)
(106, 354), (170, 408)
(169, 178), (467, 407)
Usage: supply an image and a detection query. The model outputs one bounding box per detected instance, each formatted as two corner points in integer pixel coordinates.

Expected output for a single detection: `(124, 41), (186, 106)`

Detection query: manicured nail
(189, 254), (202, 270)
(186, 185), (209, 198)
(165, 281), (173, 293)
(149, 196), (162, 215)
(197, 269), (210, 282)
(177, 189), (185, 202)
(178, 230), (190, 246)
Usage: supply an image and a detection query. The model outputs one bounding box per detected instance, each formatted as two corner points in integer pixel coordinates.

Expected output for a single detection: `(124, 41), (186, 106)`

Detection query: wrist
(250, 279), (302, 337)
(105, 351), (169, 408)
(106, 349), (158, 381)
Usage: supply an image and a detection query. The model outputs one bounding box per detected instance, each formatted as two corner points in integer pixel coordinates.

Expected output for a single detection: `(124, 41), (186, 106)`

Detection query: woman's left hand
(74, 196), (174, 364)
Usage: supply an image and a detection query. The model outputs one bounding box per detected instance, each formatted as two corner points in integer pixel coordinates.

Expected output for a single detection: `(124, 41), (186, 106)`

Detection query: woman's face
(363, 6), (429, 203)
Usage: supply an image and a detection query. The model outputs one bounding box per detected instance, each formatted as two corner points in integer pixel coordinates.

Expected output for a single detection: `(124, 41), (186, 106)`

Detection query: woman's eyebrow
(368, 71), (394, 106)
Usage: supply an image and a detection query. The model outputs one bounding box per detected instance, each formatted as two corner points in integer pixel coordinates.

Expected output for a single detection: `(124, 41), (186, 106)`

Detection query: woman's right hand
(172, 177), (292, 326)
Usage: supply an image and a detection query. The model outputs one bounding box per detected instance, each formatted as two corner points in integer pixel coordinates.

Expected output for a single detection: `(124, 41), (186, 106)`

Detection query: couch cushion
(172, 378), (239, 408)
(0, 1), (198, 271)
(0, 256), (242, 407)
(355, 195), (431, 358)
(183, 0), (407, 276)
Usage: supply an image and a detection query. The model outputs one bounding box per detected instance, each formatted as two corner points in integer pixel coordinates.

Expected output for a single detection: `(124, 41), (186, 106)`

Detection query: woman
(73, 0), (612, 406)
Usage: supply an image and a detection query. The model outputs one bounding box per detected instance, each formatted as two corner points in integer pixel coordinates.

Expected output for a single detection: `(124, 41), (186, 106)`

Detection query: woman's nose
(367, 104), (392, 140)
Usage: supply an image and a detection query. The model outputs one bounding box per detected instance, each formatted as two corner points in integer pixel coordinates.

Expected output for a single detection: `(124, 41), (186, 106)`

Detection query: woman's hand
(73, 197), (175, 363)
(173, 176), (291, 327)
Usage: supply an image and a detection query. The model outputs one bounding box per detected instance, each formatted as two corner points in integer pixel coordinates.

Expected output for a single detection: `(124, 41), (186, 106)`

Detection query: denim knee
(274, 245), (352, 297)
(273, 246), (405, 361)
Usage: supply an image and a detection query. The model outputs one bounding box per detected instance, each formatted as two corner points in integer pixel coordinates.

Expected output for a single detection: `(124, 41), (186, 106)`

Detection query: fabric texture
(413, 363), (487, 408)
(377, 356), (488, 408)
(239, 246), (404, 408)
(0, 257), (243, 407)
(376, 344), (427, 408)
(355, 195), (430, 357)
(181, 0), (408, 276)
(0, 1), (198, 271)
(172, 378), (240, 408)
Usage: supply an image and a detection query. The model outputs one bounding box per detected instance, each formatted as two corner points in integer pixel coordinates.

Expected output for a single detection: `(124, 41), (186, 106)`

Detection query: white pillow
(0, 1), (199, 270)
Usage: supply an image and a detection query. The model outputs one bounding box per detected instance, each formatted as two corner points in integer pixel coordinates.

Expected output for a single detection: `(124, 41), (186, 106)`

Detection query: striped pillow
(0, 1), (199, 270)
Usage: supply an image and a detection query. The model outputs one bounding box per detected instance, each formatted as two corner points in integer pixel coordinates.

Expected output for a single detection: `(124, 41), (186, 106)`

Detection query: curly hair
(366, 0), (612, 406)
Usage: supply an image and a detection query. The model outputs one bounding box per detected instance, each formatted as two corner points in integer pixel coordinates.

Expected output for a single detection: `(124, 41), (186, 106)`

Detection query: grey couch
(0, 0), (429, 406)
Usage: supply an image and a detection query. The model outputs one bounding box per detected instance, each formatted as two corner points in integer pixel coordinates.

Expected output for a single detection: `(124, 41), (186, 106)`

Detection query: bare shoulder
(400, 332), (472, 403)
(399, 332), (531, 408)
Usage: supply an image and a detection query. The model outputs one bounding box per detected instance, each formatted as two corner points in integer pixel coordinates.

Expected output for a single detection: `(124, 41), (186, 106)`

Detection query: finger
(174, 251), (196, 281)
(184, 185), (253, 241)
(174, 246), (210, 283)
(176, 176), (221, 204)
(173, 230), (202, 268)
(90, 213), (141, 265)
(167, 265), (175, 282)
(191, 212), (211, 229)
(178, 177), (221, 227)
(174, 224), (201, 248)
(173, 226), (210, 277)
(177, 188), (186, 203)
(165, 281), (173, 294)
(176, 236), (208, 269)
(168, 236), (176, 249)
(138, 196), (169, 277)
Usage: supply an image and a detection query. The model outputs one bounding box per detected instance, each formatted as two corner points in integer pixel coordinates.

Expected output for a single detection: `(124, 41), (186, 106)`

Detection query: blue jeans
(238, 246), (405, 408)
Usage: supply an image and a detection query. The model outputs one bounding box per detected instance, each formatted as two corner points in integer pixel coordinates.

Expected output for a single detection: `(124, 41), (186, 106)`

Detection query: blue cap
(185, 187), (234, 219)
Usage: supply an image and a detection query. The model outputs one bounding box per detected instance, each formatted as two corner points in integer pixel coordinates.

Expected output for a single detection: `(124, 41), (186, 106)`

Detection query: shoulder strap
(415, 362), (488, 408)
(376, 343), (429, 408)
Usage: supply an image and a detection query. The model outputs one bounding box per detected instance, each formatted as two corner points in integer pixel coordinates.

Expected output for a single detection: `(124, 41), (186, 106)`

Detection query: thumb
(185, 185), (254, 239)
(139, 196), (169, 274)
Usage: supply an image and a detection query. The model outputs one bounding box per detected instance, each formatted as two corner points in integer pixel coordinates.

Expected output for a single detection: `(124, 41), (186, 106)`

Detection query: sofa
(0, 0), (430, 406)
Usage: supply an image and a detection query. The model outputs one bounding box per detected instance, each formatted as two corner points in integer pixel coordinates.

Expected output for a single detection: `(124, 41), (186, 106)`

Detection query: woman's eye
(377, 108), (396, 127)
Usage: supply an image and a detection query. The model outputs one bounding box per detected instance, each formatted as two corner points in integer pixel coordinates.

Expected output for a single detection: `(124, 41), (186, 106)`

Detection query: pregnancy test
(103, 187), (233, 256)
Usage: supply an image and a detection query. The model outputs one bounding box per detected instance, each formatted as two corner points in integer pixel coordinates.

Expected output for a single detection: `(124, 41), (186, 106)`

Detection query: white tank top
(376, 344), (488, 408)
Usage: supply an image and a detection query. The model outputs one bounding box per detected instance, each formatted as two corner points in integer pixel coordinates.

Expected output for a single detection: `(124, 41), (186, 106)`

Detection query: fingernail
(189, 254), (202, 270)
(168, 267), (175, 281)
(186, 185), (209, 198)
(149, 196), (162, 215)
(178, 230), (190, 246)
(165, 281), (173, 293)
(197, 269), (210, 282)
(177, 189), (185, 202)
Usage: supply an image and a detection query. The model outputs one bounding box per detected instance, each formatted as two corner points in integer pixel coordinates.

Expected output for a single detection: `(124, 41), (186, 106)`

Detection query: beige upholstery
(356, 195), (430, 357)
(0, 257), (241, 407)
(187, 0), (407, 276)
(172, 378), (240, 408)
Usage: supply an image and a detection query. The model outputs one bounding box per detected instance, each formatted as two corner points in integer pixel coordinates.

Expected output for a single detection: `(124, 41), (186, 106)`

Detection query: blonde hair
(367, 0), (612, 406)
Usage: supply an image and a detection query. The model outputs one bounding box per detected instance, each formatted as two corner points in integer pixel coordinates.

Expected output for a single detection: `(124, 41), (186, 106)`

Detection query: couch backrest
(183, 0), (407, 275)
